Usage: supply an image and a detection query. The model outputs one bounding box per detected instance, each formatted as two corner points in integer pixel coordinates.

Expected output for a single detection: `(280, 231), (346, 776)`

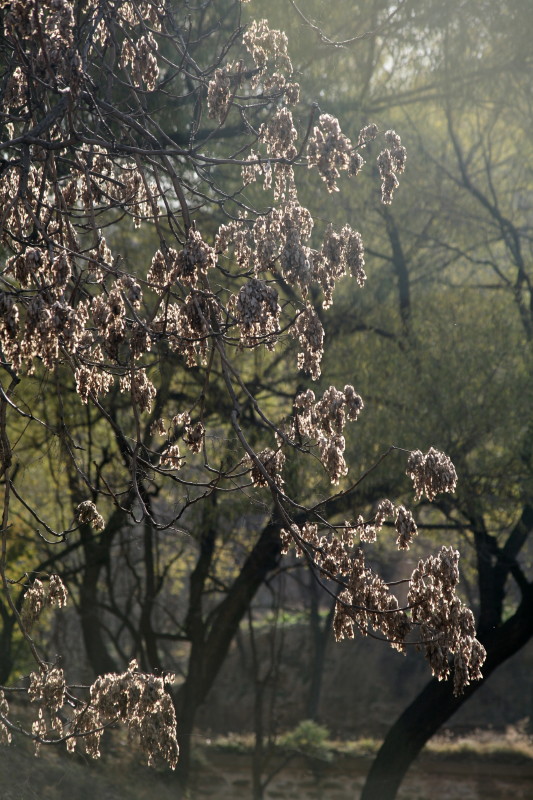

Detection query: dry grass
(198, 724), (533, 763)
(427, 725), (533, 761)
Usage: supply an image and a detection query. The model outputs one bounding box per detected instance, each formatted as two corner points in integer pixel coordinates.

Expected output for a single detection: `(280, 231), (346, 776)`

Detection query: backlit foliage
(0, 0), (483, 766)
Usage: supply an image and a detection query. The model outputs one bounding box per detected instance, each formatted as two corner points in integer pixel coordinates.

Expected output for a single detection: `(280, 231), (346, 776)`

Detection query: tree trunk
(360, 582), (533, 800)
(0, 604), (14, 684)
(306, 577), (336, 721)
(174, 518), (283, 792)
(79, 551), (117, 675)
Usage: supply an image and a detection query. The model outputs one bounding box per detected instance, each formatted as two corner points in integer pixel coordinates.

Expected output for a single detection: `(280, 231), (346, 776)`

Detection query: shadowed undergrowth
(1, 724), (532, 800)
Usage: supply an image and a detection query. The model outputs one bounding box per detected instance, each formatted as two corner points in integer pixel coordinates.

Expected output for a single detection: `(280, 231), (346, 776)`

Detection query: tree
(242, 4), (533, 797)
(0, 0), (484, 789)
(359, 111), (533, 798)
(278, 2), (533, 796)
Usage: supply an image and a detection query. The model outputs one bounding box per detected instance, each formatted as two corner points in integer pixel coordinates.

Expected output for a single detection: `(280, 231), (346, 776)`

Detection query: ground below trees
(2, 737), (532, 800)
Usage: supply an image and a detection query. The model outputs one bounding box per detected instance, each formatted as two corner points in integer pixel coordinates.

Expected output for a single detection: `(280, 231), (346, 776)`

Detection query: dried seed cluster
(307, 114), (365, 193)
(292, 305), (325, 381)
(294, 385), (364, 483)
(250, 447), (286, 488)
(276, 433), (479, 695)
(22, 575), (68, 629)
(0, 692), (12, 745)
(208, 65), (233, 122)
(407, 447), (458, 501)
(120, 33), (159, 91)
(243, 19), (292, 86)
(183, 420), (205, 454)
(408, 547), (486, 694)
(377, 129), (407, 204)
(75, 500), (105, 531)
(22, 580), (47, 629)
(280, 498), (483, 693)
(27, 659), (178, 769)
(314, 223), (366, 308)
(70, 661), (179, 768)
(230, 278), (281, 350)
(120, 369), (157, 413)
(260, 107), (298, 160)
(29, 667), (66, 714)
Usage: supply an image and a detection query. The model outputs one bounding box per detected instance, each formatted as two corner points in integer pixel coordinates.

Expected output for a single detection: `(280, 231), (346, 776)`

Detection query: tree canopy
(0, 0), (496, 793)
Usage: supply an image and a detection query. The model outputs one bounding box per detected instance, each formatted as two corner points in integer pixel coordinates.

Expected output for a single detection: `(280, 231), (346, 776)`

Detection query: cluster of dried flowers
(0, 0), (482, 769)
(229, 278), (281, 350)
(408, 547), (486, 695)
(25, 658), (178, 767)
(68, 661), (178, 767)
(22, 574), (69, 630)
(407, 447), (458, 501)
(280, 459), (485, 694)
(293, 385), (364, 483)
(307, 113), (366, 192)
(378, 129), (407, 204)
